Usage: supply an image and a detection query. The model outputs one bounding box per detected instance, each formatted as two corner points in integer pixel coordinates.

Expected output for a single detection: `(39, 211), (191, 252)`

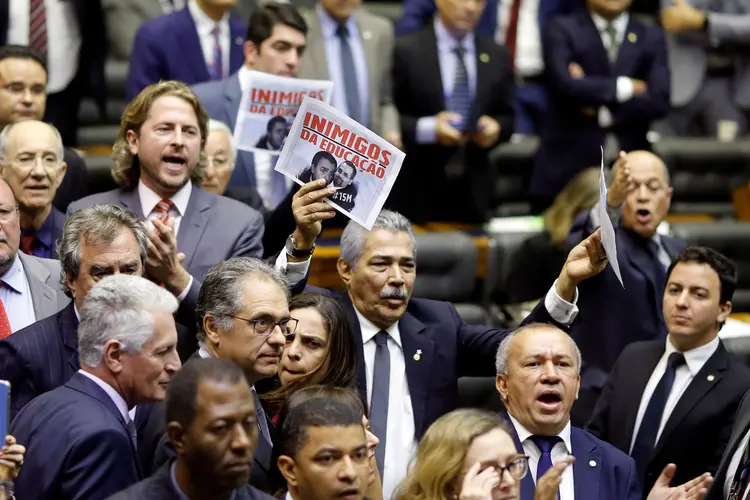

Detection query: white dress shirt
(1, 255), (36, 333)
(496, 0), (544, 77)
(188, 0), (231, 79)
(237, 66), (295, 209)
(725, 427), (750, 500)
(509, 414), (575, 500)
(78, 370), (138, 423)
(7, 0), (81, 93)
(315, 3), (370, 125)
(354, 283), (579, 499)
(629, 336), (720, 453)
(137, 179), (309, 285)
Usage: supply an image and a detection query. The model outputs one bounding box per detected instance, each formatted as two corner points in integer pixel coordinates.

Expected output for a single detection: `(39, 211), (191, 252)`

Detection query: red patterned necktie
(0, 282), (12, 339)
(153, 199), (174, 223)
(20, 235), (36, 255)
(505, 0), (522, 71)
(29, 0), (48, 56)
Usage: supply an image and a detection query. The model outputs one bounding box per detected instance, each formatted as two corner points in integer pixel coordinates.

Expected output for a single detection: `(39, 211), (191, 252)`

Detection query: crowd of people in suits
(0, 0), (747, 499)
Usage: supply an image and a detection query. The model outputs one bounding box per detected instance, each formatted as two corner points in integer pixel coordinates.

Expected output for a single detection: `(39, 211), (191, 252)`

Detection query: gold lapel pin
(413, 349), (422, 361)
(480, 53), (490, 63)
(363, 30), (372, 40)
(628, 32), (637, 43)
(707, 374), (715, 382)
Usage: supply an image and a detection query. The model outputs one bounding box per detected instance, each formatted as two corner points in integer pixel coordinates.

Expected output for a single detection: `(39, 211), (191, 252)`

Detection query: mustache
(380, 287), (408, 300)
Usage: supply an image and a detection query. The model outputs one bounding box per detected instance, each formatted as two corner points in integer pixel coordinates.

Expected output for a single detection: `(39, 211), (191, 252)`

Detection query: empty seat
(490, 138), (538, 217)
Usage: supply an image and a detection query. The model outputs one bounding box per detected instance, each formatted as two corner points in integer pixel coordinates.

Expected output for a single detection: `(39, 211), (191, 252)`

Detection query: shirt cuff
(176, 275), (194, 303)
(415, 116), (438, 144)
(275, 251), (310, 285)
(616, 76), (634, 102)
(544, 280), (579, 325)
(598, 106), (613, 128)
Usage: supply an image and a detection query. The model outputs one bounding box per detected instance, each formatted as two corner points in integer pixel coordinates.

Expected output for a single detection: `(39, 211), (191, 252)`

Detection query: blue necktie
(208, 25), (223, 80)
(631, 352), (685, 482)
(531, 435), (562, 497)
(336, 23), (363, 125)
(369, 331), (390, 476)
(448, 45), (472, 131)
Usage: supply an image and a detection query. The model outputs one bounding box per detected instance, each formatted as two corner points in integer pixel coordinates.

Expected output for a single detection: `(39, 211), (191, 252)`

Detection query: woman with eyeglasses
(395, 409), (569, 500)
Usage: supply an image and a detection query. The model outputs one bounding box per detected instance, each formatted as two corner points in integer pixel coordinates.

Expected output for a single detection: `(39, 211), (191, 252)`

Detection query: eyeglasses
(228, 316), (298, 337)
(484, 456), (529, 481)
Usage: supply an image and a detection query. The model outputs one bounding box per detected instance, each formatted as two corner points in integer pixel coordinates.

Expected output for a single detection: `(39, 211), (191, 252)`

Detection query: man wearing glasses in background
(143, 257), (296, 491)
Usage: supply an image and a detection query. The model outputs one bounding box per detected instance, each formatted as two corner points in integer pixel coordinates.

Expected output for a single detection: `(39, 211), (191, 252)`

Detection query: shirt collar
(434, 16), (476, 55)
(187, 0), (230, 37)
(353, 303), (402, 348)
(315, 2), (358, 40)
(21, 207), (61, 250)
(508, 413), (573, 454)
(590, 11), (630, 35)
(664, 335), (720, 377)
(137, 179), (192, 218)
(1, 254), (27, 294)
(77, 370), (131, 422)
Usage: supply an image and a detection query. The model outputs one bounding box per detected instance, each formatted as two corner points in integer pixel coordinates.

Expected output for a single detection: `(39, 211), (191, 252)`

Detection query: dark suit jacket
(0, 1), (107, 109)
(53, 148), (90, 212)
(507, 420), (641, 500)
(706, 388), (750, 500)
(147, 350), (276, 491)
(338, 293), (568, 440)
(10, 372), (143, 500)
(531, 12), (670, 201)
(126, 8), (246, 100)
(390, 25), (514, 224)
(106, 461), (274, 500)
(566, 211), (685, 414)
(587, 340), (750, 496)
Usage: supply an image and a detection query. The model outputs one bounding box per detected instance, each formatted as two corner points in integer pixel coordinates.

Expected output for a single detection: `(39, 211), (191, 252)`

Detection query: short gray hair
(0, 121), (65, 165)
(208, 118), (237, 163)
(339, 210), (416, 267)
(196, 257), (290, 347)
(58, 204), (149, 297)
(78, 274), (178, 368)
(495, 324), (582, 375)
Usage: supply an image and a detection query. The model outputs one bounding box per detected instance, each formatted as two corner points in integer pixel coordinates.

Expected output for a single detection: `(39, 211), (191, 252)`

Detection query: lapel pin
(589, 460), (597, 467)
(363, 30), (372, 40)
(628, 32), (637, 43)
(707, 374), (715, 382)
(413, 349), (422, 361)
(480, 53), (490, 63)
(235, 36), (244, 45)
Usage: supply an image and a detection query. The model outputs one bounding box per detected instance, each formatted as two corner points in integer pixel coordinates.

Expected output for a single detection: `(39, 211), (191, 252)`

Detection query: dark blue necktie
(531, 434), (562, 496)
(336, 23), (363, 125)
(369, 331), (390, 476)
(631, 352), (685, 481)
(448, 45), (472, 131)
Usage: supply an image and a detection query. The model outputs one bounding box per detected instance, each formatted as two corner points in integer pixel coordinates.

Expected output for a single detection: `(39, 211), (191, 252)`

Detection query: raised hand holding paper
(597, 146), (624, 287)
(274, 96), (405, 230)
(233, 70), (334, 155)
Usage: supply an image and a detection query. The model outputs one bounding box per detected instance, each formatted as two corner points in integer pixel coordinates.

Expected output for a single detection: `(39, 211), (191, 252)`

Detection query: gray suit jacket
(66, 185), (265, 280)
(17, 252), (69, 323)
(663, 0), (750, 107)
(298, 6), (400, 137)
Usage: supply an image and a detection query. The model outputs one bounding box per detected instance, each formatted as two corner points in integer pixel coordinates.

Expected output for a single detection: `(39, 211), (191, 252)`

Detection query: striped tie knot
(154, 199), (175, 223)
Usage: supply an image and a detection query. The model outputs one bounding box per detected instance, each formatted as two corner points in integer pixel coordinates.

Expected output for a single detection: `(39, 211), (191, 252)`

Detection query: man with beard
(329, 161), (358, 212)
(107, 358), (273, 500)
(298, 150), (336, 184)
(255, 115), (288, 151)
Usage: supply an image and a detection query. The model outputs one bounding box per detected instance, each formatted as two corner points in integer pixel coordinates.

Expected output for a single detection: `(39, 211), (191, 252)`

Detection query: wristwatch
(285, 234), (315, 259)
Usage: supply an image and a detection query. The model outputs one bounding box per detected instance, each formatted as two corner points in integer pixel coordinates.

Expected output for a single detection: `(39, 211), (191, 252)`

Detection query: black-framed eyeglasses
(485, 456), (529, 481)
(228, 316), (299, 337)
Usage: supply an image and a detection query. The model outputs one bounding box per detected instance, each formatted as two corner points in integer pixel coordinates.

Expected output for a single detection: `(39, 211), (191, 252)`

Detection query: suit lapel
(502, 414), (536, 499)
(229, 17), (245, 72)
(653, 344), (728, 458)
(306, 10), (330, 80)
(421, 26), (447, 111)
(223, 74), (244, 129)
(176, 187), (212, 270)
(622, 344), (665, 447)
(399, 312), (433, 438)
(59, 303), (81, 374)
(613, 19), (644, 75)
(578, 14), (611, 74)
(471, 36), (492, 124)
(118, 189), (145, 218)
(177, 8), (210, 82)
(357, 12), (378, 117)
(19, 253), (56, 320)
(662, 236), (685, 261)
(572, 428), (602, 500)
(621, 229), (661, 300)
(339, 294), (368, 401)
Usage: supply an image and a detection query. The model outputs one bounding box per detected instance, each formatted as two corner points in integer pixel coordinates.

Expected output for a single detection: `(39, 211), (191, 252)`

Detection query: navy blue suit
(126, 8), (246, 100)
(508, 422), (642, 500)
(531, 12), (670, 206)
(566, 212), (685, 425)
(10, 372), (143, 500)
(339, 293), (569, 439)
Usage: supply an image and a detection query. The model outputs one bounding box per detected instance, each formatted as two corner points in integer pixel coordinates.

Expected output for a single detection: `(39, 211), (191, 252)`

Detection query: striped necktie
(0, 282), (11, 339)
(153, 199), (175, 223)
(448, 45), (472, 131)
(29, 0), (47, 56)
(208, 25), (223, 80)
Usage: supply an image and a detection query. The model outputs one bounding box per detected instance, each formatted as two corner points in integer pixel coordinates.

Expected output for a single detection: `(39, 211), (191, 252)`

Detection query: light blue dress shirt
(415, 17), (478, 144)
(316, 3), (370, 126)
(1, 255), (36, 333)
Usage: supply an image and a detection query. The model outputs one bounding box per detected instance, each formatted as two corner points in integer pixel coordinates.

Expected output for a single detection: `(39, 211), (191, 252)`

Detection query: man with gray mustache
(334, 209), (610, 499)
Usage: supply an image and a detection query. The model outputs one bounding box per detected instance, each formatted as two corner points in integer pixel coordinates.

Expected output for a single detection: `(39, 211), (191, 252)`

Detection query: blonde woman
(394, 409), (572, 500)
